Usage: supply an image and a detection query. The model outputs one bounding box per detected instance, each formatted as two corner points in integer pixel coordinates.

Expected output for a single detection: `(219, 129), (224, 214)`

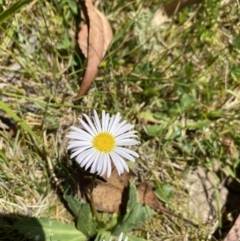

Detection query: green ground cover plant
(0, 0), (240, 240)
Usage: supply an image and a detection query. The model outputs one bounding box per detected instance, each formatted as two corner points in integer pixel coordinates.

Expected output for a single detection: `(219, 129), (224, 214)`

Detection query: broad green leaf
(64, 195), (97, 237)
(164, 125), (180, 140)
(0, 0), (33, 24)
(77, 202), (97, 237)
(113, 182), (153, 235)
(113, 204), (153, 235)
(145, 125), (164, 137)
(126, 181), (138, 211)
(105, 213), (118, 230)
(64, 195), (82, 219)
(180, 93), (194, 109)
(14, 218), (87, 241)
(68, 0), (78, 15)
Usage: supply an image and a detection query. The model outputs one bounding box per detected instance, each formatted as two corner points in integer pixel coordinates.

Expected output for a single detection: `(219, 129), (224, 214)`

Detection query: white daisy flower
(66, 110), (139, 177)
(103, 232), (128, 241)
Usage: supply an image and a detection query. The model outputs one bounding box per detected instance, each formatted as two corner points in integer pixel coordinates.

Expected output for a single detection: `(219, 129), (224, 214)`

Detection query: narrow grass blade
(0, 100), (42, 144)
(0, 0), (33, 24)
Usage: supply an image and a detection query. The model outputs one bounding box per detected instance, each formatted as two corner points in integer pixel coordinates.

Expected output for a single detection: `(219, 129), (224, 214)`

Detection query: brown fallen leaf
(138, 183), (163, 210)
(76, 0), (113, 99)
(92, 181), (128, 212)
(70, 167), (198, 227)
(75, 167), (134, 213)
(74, 167), (167, 213)
(101, 166), (135, 191)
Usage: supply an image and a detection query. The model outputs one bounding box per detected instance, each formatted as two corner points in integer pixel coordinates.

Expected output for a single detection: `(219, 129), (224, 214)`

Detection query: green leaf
(77, 202), (98, 237)
(126, 181), (138, 211)
(68, 0), (78, 15)
(155, 184), (173, 203)
(14, 218), (87, 241)
(64, 195), (97, 237)
(145, 125), (164, 137)
(164, 125), (181, 140)
(64, 195), (82, 219)
(180, 93), (194, 109)
(0, 0), (33, 24)
(113, 182), (153, 235)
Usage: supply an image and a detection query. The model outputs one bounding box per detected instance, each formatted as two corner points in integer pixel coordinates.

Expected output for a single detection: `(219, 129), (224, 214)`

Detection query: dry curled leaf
(74, 167), (168, 213)
(138, 183), (163, 210)
(74, 167), (134, 213)
(77, 0), (113, 98)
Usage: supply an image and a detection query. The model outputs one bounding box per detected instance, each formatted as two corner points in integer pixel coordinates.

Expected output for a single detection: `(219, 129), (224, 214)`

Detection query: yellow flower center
(92, 132), (116, 153)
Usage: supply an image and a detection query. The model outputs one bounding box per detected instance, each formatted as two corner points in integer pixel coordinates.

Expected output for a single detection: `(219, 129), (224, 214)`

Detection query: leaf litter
(69, 166), (198, 228)
(76, 0), (113, 99)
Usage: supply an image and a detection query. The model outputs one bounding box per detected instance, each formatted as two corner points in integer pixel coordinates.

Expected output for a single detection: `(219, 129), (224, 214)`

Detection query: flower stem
(90, 173), (100, 222)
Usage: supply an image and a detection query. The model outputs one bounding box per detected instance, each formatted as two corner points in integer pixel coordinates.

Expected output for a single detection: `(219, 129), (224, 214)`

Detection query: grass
(1, 0), (240, 240)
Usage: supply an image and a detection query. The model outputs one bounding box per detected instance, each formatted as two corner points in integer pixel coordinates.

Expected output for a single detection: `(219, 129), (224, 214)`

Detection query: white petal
(118, 233), (123, 241)
(114, 124), (134, 137)
(114, 147), (136, 162)
(75, 148), (94, 163)
(110, 152), (124, 175)
(66, 131), (93, 141)
(115, 154), (129, 172)
(116, 139), (140, 146)
(83, 114), (98, 135)
(116, 147), (139, 158)
(101, 110), (105, 131)
(79, 119), (96, 137)
(67, 141), (92, 149)
(111, 120), (127, 135)
(115, 131), (137, 140)
(107, 115), (115, 132)
(93, 110), (102, 132)
(90, 152), (102, 174)
(106, 154), (112, 178)
(70, 146), (91, 159)
(110, 152), (129, 175)
(69, 126), (93, 139)
(79, 152), (96, 168)
(109, 112), (121, 133)
(86, 151), (100, 170)
(105, 113), (110, 131)
(99, 153), (107, 176)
